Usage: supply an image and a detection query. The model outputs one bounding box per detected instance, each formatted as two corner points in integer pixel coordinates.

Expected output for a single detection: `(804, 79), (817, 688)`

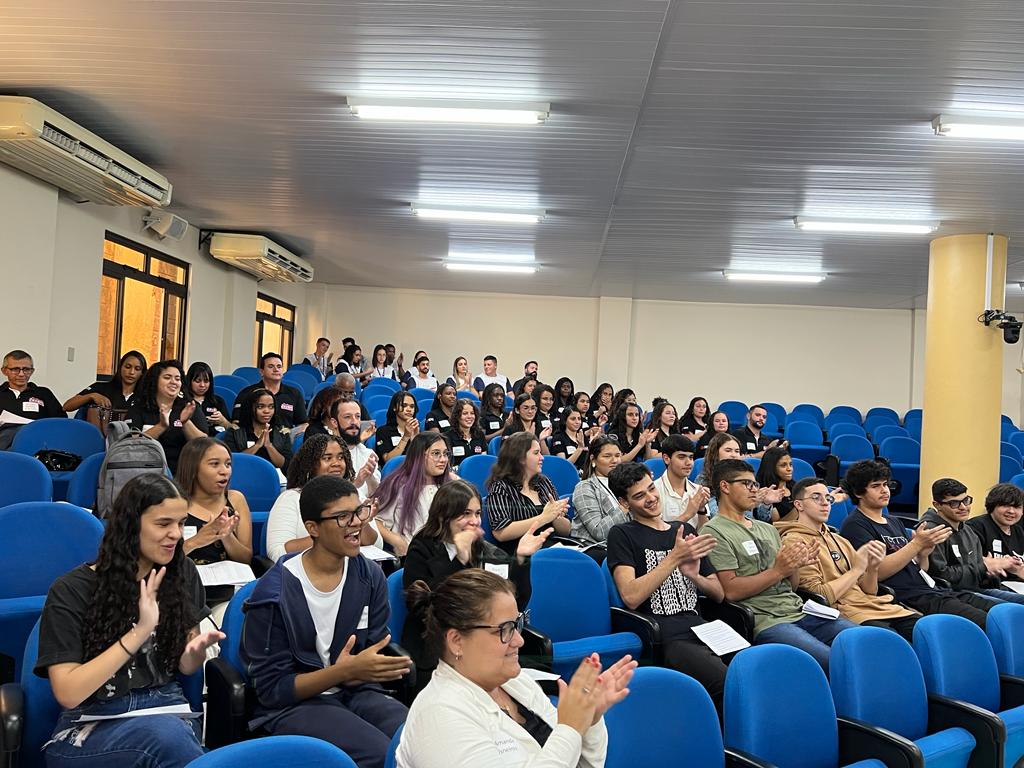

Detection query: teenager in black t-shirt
(678, 396), (710, 442)
(646, 400), (680, 459)
(550, 407), (591, 470)
(62, 350), (147, 428)
(374, 390), (420, 463)
(36, 474), (218, 767)
(185, 361), (231, 436)
(222, 388), (293, 472)
(967, 483), (1024, 581)
(531, 384), (557, 433)
(424, 383), (457, 432)
(502, 393), (553, 450)
(126, 360), (208, 473)
(479, 383), (508, 441)
(443, 399), (487, 468)
(695, 411), (731, 459)
(609, 402), (656, 464)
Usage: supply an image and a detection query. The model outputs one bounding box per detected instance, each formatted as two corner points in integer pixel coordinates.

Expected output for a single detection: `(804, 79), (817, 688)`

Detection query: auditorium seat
(866, 407), (900, 425)
(828, 406), (863, 425)
(872, 424), (909, 445)
(408, 387), (435, 401)
(363, 393), (392, 414)
(381, 455), (405, 478)
(827, 422), (867, 441)
(213, 374), (249, 394)
(488, 435), (503, 456)
(831, 435), (875, 475)
(718, 400), (749, 428)
(1001, 442), (1023, 466)
(791, 403), (826, 428)
(541, 455), (581, 498)
(282, 369), (318, 400)
(189, 736), (358, 767)
(987, 604), (1024, 678)
(762, 402), (788, 429)
(0, 451), (52, 506)
(231, 366), (262, 384)
(1001, 455), (1020, 484)
(878, 436), (921, 506)
(11, 418), (106, 501)
(228, 454), (281, 556)
(455, 454), (496, 500)
(386, 569), (406, 641)
(785, 420), (829, 465)
(644, 457), (666, 480)
(64, 452), (104, 509)
(364, 377), (401, 394)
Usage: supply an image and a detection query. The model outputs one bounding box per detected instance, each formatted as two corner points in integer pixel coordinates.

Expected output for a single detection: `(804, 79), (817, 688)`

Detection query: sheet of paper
(521, 668), (561, 681)
(76, 703), (201, 722)
(691, 620), (751, 656)
(0, 410), (32, 427)
(276, 468), (288, 487)
(360, 545), (398, 562)
(549, 542), (583, 551)
(1001, 581), (1024, 595)
(195, 560), (256, 587)
(801, 599), (841, 620)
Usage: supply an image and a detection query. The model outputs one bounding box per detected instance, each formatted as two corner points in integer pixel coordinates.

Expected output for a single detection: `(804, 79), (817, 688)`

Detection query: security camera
(980, 309), (1022, 344)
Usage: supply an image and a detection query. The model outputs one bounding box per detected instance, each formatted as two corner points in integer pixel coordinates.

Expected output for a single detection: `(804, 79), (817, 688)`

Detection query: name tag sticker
(541, 420), (551, 429)
(452, 446), (466, 456)
(952, 544), (961, 558)
(994, 540), (1004, 553)
(280, 402), (294, 412)
(566, 446), (576, 455)
(747, 442), (756, 451)
(494, 736), (519, 757)
(920, 569), (937, 588)
(22, 401), (39, 412)
(438, 419), (450, 428)
(183, 526), (198, 540)
(173, 420), (183, 428)
(742, 540), (759, 556)
(489, 420), (500, 430)
(391, 436), (401, 446)
(357, 606), (369, 630)
(485, 562), (510, 579)
(246, 440), (256, 448)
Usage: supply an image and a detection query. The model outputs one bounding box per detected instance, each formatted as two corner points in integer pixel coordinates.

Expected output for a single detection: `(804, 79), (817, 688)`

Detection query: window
(254, 293), (295, 366)
(97, 234), (189, 377)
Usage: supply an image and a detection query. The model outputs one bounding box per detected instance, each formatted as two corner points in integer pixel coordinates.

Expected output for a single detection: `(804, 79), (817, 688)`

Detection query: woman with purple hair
(373, 432), (454, 556)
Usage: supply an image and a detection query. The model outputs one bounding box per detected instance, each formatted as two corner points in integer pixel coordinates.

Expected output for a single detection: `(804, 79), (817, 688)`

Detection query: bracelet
(117, 636), (135, 658)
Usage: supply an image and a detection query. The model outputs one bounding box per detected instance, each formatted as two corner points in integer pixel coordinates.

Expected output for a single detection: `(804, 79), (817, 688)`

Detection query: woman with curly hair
(35, 473), (220, 767)
(126, 359), (208, 473)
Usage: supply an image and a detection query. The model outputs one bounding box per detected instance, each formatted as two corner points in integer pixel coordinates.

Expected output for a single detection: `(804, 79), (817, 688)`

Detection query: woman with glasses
(609, 402), (657, 464)
(401, 480), (545, 679)
(503, 392), (553, 449)
(373, 432), (454, 556)
(398, 569), (634, 768)
(36, 473), (220, 767)
(443, 399), (487, 469)
(222, 387), (293, 472)
(570, 436), (629, 555)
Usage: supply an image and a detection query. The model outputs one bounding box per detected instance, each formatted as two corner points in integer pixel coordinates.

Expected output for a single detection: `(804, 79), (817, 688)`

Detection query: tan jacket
(775, 518), (917, 624)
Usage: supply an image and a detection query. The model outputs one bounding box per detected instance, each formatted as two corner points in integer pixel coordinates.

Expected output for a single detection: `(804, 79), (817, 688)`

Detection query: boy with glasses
(776, 478), (920, 641)
(839, 460), (995, 629)
(920, 478), (1024, 605)
(242, 475), (411, 768)
(703, 459), (856, 672)
(0, 349), (65, 449)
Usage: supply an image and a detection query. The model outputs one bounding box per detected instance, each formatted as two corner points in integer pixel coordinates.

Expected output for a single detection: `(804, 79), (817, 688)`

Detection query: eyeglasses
(467, 610), (529, 644)
(726, 479), (760, 491)
(938, 496), (973, 509)
(428, 449), (450, 459)
(317, 503), (374, 527)
(797, 492), (835, 505)
(4, 367), (33, 374)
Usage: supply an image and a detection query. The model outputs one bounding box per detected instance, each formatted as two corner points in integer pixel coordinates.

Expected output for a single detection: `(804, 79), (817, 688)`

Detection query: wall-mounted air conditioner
(208, 233), (314, 283)
(0, 96), (172, 207)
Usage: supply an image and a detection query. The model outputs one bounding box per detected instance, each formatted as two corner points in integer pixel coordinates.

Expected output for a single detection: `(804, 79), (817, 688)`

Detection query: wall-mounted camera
(980, 309), (1023, 344)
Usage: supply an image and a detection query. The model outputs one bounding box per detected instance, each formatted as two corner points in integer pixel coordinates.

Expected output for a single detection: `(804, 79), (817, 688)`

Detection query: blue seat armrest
(797, 589), (829, 606)
(1000, 674), (1024, 710)
(927, 693), (1006, 768)
(0, 682), (24, 756)
(609, 607), (662, 664)
(725, 747), (776, 768)
(519, 624), (553, 673)
(382, 643), (417, 704)
(204, 657), (249, 750)
(837, 716), (924, 768)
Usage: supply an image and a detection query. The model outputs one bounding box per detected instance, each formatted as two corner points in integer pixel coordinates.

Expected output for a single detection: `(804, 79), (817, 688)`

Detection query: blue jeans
(978, 588), (1024, 606)
(754, 614), (858, 673)
(44, 682), (203, 768)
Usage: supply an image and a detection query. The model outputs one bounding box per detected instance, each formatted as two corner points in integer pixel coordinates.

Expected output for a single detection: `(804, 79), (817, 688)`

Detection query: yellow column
(919, 234), (1007, 516)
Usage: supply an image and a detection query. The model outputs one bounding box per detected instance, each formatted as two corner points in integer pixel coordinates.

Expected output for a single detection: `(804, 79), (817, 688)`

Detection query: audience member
(609, 402), (656, 463)
(504, 392), (552, 448)
(552, 377), (575, 414)
(375, 391), (420, 463)
(443, 399), (487, 468)
(62, 350), (146, 430)
(472, 355), (512, 393)
(333, 372), (372, 420)
(560, 391), (594, 431)
(694, 432), (744, 519)
(732, 404), (781, 458)
(531, 384), (557, 431)
(588, 383), (614, 424)
(242, 476), (410, 767)
(479, 383), (508, 440)
(446, 356), (479, 397)
(519, 377), (538, 398)
(222, 387), (293, 472)
(399, 569), (633, 768)
(487, 432), (570, 555)
(645, 400), (680, 459)
(570, 435), (629, 551)
(754, 447), (795, 522)
(374, 432), (454, 555)
(368, 344), (398, 381)
(304, 384), (345, 439)
(678, 396), (710, 441)
(333, 399), (381, 500)
(126, 359), (207, 473)
(424, 383), (458, 432)
(609, 388), (637, 420)
(303, 337), (333, 380)
(550, 407), (589, 468)
(404, 354), (439, 392)
(839, 460), (994, 629)
(511, 360), (539, 396)
(655, 434), (710, 526)
(776, 478), (920, 642)
(694, 410), (731, 458)
(607, 462), (729, 712)
(703, 459), (856, 672)
(967, 483), (1024, 580)
(0, 349), (65, 449)
(232, 353), (307, 429)
(184, 361), (231, 436)
(384, 343), (405, 379)
(335, 344), (373, 383)
(36, 474), (219, 767)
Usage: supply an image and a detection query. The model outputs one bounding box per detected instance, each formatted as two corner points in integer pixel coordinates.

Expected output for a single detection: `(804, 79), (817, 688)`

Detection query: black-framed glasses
(938, 496), (973, 509)
(4, 366), (34, 374)
(467, 610), (529, 644)
(797, 492), (835, 505)
(317, 503), (374, 527)
(727, 479), (760, 491)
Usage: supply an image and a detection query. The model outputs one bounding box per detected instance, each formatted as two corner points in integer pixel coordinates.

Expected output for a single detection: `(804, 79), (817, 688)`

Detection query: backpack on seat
(95, 421), (169, 518)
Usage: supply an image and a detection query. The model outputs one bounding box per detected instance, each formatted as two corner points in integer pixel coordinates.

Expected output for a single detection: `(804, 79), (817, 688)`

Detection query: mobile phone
(360, 420), (375, 432)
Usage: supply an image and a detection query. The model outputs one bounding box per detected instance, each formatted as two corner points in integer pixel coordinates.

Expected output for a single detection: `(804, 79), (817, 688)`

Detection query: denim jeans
(978, 587), (1024, 606)
(754, 614), (858, 673)
(44, 682), (203, 768)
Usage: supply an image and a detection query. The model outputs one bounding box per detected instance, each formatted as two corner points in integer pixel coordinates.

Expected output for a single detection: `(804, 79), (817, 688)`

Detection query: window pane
(96, 275), (120, 376)
(253, 320), (261, 365)
(282, 329), (292, 365)
(104, 239), (145, 271)
(150, 257), (186, 285)
(163, 294), (184, 361)
(121, 278), (165, 365)
(275, 305), (293, 322)
(256, 296), (274, 315)
(261, 321), (283, 359)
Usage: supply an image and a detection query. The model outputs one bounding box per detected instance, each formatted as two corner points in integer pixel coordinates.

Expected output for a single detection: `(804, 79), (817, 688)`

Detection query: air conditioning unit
(208, 233), (314, 283)
(0, 96), (172, 207)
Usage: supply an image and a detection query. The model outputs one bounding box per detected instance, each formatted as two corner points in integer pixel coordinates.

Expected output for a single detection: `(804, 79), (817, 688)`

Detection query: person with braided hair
(35, 473), (219, 767)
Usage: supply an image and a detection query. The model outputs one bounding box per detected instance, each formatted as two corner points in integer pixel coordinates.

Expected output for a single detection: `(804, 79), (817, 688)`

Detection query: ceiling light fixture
(347, 98), (550, 125)
(724, 271), (825, 284)
(446, 263), (536, 274)
(933, 113), (1024, 140)
(447, 251), (536, 263)
(412, 205), (545, 224)
(794, 217), (938, 235)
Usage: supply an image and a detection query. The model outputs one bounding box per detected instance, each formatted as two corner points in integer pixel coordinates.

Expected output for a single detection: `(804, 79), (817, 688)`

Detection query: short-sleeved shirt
(550, 431), (588, 460)
(678, 415), (707, 436)
(443, 429), (486, 468)
(732, 426), (772, 455)
(473, 374), (512, 392)
(424, 408), (453, 432)
(374, 424), (408, 462)
(703, 514), (804, 636)
(231, 382), (307, 427)
(967, 514), (1024, 578)
(648, 429), (676, 457)
(840, 509), (938, 601)
(606, 520), (713, 640)
(77, 380), (135, 412)
(126, 400), (208, 472)
(0, 382), (65, 421)
(194, 394), (230, 435)
(480, 410), (506, 436)
(36, 561), (208, 702)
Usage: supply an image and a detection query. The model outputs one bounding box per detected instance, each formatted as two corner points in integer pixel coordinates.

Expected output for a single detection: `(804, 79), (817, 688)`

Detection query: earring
(455, 652), (463, 661)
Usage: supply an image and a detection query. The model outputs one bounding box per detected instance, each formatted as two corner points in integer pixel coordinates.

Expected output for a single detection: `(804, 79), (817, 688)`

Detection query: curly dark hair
(82, 473), (193, 678)
(286, 433), (354, 489)
(134, 359), (185, 411)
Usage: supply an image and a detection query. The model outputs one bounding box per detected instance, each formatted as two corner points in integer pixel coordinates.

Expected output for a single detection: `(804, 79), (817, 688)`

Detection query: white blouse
(376, 484), (438, 542)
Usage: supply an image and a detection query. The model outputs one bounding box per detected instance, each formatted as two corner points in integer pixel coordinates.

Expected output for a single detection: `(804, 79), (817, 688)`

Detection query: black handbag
(34, 449), (82, 472)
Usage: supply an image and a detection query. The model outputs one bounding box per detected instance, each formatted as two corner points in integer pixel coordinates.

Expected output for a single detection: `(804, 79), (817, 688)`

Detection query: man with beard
(332, 398), (380, 501)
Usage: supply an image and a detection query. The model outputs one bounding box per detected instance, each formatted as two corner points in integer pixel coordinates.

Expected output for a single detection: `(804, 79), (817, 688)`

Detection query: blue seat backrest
(187, 735), (358, 766)
(790, 458), (815, 481)
(904, 408), (923, 423)
(282, 371), (316, 399)
(218, 387), (239, 414)
(827, 497), (851, 528)
(220, 580), (259, 675)
(791, 404), (825, 426)
(365, 378), (401, 394)
(601, 560), (624, 609)
(828, 405), (863, 424)
(1009, 431), (1024, 456)
(913, 614), (1001, 712)
(384, 723), (404, 768)
(1011, 472), (1024, 491)
(872, 424), (908, 444)
(1002, 455), (1022, 481)
(415, 400), (432, 421)
(528, 548), (611, 641)
(762, 402), (787, 427)
(824, 411), (859, 429)
(65, 452), (105, 509)
(0, 451), (53, 505)
(879, 436), (920, 464)
(387, 569), (406, 640)
(831, 434), (874, 462)
(827, 422), (865, 440)
(231, 366), (262, 384)
(408, 387), (436, 401)
(830, 626), (929, 741)
(457, 454), (496, 499)
(1001, 441), (1023, 463)
(987, 603), (1024, 677)
(785, 420), (823, 446)
(381, 455), (405, 478)
(724, 644), (838, 768)
(11, 418), (105, 459)
(364, 394), (392, 414)
(542, 456), (580, 498)
(229, 453), (282, 512)
(644, 457), (666, 480)
(213, 374), (249, 393)
(19, 621), (61, 768)
(488, 435), (503, 456)
(717, 400), (748, 427)
(866, 407), (900, 424)
(372, 409), (389, 428)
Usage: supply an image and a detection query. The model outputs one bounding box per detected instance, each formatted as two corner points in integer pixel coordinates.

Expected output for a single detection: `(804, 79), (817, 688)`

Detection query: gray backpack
(95, 422), (169, 518)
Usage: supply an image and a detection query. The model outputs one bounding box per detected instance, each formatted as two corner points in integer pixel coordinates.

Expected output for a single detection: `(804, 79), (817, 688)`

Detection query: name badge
(246, 440), (256, 448)
(438, 419), (450, 428)
(541, 419), (551, 429)
(994, 540), (1004, 554)
(143, 424), (157, 431)
(747, 442), (756, 451)
(566, 446), (576, 456)
(742, 540), (759, 556)
(494, 735), (520, 757)
(22, 401), (39, 412)
(357, 606), (369, 630)
(452, 446), (466, 457)
(919, 568), (937, 588)
(484, 562), (510, 579)
(173, 420), (183, 428)
(951, 544), (961, 559)
(183, 526), (198, 540)
(280, 402), (294, 412)
(489, 420), (500, 430)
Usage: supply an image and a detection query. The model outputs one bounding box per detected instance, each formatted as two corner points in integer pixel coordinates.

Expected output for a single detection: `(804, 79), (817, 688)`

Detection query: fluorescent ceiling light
(447, 250), (536, 263)
(412, 205), (545, 224)
(933, 113), (1024, 140)
(794, 217), (938, 235)
(347, 98), (549, 124)
(725, 271), (825, 284)
(446, 263), (536, 274)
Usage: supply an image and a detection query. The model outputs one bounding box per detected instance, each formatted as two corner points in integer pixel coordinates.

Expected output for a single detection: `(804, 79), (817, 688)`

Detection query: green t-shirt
(703, 514), (804, 636)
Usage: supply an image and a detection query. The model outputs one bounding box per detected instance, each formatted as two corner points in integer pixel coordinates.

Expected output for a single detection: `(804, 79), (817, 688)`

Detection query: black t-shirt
(480, 410), (506, 436)
(967, 515), (1024, 581)
(374, 424), (408, 462)
(648, 428), (676, 456)
(840, 509), (941, 601)
(0, 382), (65, 422)
(126, 400), (208, 473)
(443, 429), (487, 467)
(424, 408), (453, 432)
(606, 520), (713, 639)
(732, 426), (772, 455)
(550, 431), (588, 461)
(36, 561), (208, 702)
(231, 383), (307, 427)
(194, 394), (230, 436)
(615, 430), (644, 463)
(78, 380), (135, 413)
(678, 415), (706, 436)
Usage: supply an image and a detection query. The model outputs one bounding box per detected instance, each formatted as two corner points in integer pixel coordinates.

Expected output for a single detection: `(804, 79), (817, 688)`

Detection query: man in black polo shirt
(732, 404), (781, 458)
(0, 349), (66, 449)
(232, 352), (307, 429)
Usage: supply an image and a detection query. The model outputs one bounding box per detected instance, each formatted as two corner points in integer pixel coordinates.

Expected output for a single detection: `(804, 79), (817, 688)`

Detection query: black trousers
(663, 631), (729, 716)
(902, 590), (994, 630)
(862, 614), (920, 643)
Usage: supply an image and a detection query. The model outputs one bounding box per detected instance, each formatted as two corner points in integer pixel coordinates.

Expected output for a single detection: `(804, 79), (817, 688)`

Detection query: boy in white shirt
(655, 435), (711, 527)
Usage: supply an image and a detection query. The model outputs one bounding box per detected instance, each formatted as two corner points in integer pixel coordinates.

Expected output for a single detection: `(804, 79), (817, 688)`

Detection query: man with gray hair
(0, 349), (65, 449)
(333, 372), (371, 420)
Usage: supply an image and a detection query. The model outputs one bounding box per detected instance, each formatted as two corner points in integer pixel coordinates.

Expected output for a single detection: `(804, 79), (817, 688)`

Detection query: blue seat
(879, 436), (921, 506)
(527, 548), (642, 678)
(828, 422), (867, 441)
(718, 400), (749, 429)
(415, 399), (432, 421)
(381, 455), (405, 478)
(905, 419), (923, 442)
(364, 394), (393, 414)
(644, 457), (666, 480)
(0, 503), (103, 683)
(791, 457), (815, 481)
(791, 403), (826, 427)
(904, 408), (923, 424)
(873, 423), (909, 445)
(1009, 432), (1024, 458)
(1001, 442), (1023, 466)
(762, 402), (788, 428)
(1011, 472), (1024, 492)
(218, 386), (239, 414)
(205, 581), (258, 748)
(282, 369), (318, 400)
(831, 435), (876, 475)
(689, 457), (704, 482)
(457, 391), (481, 405)
(828, 497), (853, 529)
(762, 411), (782, 440)
(724, 644), (891, 768)
(987, 603), (1024, 678)
(1001, 456), (1021, 485)
(606, 667), (771, 768)
(831, 626), (976, 768)
(542, 455), (580, 498)
(312, 380), (336, 399)
(189, 735), (358, 767)
(1002, 423), (1018, 442)
(914, 614), (1024, 768)
(825, 411), (860, 432)
(0, 451), (52, 506)
(11, 418), (106, 501)
(503, 394), (515, 412)
(488, 435), (503, 456)
(231, 366), (262, 384)
(828, 405), (863, 425)
(65, 452), (105, 509)
(372, 409), (389, 428)
(386, 569), (407, 644)
(456, 454), (496, 499)
(785, 420), (829, 465)
(864, 414), (899, 439)
(384, 723), (404, 768)
(228, 454), (281, 555)
(364, 377), (401, 395)
(408, 387), (436, 401)
(213, 374), (249, 394)
(866, 407), (900, 425)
